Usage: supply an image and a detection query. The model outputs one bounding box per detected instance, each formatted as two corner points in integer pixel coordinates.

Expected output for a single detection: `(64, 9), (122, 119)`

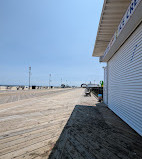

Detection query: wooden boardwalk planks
(0, 88), (83, 159)
(49, 104), (142, 159)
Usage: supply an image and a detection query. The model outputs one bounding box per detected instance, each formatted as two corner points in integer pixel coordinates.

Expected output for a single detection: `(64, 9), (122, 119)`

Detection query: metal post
(61, 78), (62, 86)
(49, 74), (51, 88)
(66, 80), (67, 86)
(29, 67), (31, 90)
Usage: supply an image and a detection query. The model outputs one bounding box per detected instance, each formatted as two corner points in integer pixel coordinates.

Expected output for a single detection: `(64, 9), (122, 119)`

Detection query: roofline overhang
(92, 0), (137, 58)
(100, 0), (142, 62)
(92, 0), (107, 57)
(92, 0), (132, 57)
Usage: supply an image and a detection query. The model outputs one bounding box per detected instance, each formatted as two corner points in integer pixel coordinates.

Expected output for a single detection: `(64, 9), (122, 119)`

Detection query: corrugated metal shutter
(108, 22), (142, 136)
(103, 66), (108, 104)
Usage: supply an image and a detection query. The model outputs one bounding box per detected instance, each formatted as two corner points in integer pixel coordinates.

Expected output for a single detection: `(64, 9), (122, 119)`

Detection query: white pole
(29, 67), (31, 89)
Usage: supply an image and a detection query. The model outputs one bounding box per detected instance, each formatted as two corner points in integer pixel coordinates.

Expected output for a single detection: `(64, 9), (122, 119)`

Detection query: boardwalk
(0, 89), (73, 104)
(0, 88), (84, 159)
(49, 103), (142, 159)
(0, 88), (142, 159)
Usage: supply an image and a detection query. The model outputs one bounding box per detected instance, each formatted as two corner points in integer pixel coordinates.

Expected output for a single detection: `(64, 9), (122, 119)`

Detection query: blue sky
(0, 0), (106, 86)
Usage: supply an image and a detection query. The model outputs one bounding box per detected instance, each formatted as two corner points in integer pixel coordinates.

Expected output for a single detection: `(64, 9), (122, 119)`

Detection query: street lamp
(49, 74), (51, 88)
(29, 67), (31, 89)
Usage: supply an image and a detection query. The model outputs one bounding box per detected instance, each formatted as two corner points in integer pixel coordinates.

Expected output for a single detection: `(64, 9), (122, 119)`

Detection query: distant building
(93, 0), (142, 135)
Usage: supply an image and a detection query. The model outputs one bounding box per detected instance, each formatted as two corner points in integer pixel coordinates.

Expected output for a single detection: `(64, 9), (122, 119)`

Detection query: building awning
(93, 0), (131, 57)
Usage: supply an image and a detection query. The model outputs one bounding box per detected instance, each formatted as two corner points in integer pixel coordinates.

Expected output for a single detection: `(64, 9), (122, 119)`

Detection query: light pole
(49, 74), (51, 88)
(29, 67), (31, 89)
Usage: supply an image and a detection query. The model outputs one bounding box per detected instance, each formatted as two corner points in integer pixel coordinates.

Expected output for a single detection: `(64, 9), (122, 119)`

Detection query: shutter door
(103, 66), (108, 104)
(108, 22), (142, 136)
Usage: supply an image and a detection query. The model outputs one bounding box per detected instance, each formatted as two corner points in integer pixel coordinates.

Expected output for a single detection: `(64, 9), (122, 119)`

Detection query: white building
(93, 0), (142, 136)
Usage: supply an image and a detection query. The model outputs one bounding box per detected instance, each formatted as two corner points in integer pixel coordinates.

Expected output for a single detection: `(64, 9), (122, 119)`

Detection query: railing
(91, 87), (103, 99)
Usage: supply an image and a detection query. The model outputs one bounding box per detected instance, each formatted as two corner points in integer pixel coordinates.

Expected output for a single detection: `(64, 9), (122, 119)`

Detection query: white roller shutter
(108, 22), (142, 136)
(103, 66), (108, 104)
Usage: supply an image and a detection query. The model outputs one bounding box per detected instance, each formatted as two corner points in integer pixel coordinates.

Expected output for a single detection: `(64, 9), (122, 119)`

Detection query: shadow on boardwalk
(49, 103), (142, 159)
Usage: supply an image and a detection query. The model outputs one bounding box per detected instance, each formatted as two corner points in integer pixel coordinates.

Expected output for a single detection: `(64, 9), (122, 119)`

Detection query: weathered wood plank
(0, 88), (83, 159)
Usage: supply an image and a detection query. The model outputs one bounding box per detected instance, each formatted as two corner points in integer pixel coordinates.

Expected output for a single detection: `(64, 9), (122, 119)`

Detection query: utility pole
(29, 67), (31, 89)
(49, 74), (51, 88)
(61, 78), (62, 85)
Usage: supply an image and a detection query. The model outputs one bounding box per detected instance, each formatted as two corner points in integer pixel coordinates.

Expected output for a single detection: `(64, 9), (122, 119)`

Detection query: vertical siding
(108, 23), (142, 136)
